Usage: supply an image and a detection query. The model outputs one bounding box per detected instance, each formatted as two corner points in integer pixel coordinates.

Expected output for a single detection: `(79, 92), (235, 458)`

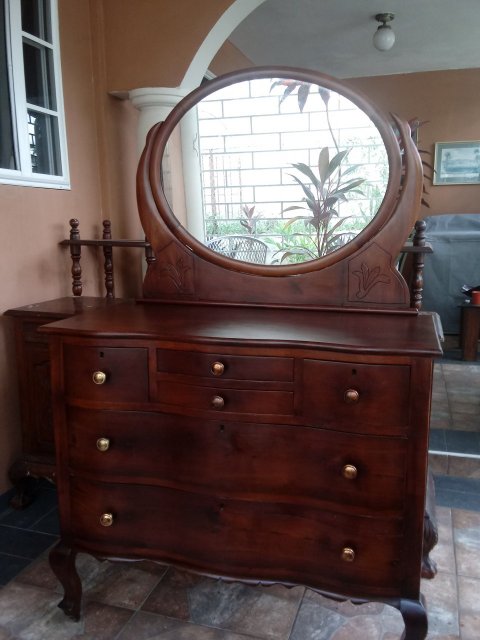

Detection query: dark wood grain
(42, 68), (438, 635)
(4, 297), (120, 507)
(66, 408), (407, 514)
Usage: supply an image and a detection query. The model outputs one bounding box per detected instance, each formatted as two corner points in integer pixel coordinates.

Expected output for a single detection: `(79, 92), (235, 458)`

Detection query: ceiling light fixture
(373, 13), (395, 51)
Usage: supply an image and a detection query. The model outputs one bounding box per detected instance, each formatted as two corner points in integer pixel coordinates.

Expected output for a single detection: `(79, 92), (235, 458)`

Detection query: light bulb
(373, 24), (396, 51)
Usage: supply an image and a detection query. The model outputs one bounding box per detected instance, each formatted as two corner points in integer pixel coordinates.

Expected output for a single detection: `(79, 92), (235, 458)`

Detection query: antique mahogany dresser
(42, 68), (441, 639)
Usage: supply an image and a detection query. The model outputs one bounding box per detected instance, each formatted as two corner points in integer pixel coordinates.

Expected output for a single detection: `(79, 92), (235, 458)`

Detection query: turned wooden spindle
(144, 237), (156, 267)
(102, 220), (114, 299)
(411, 219), (426, 310)
(69, 219), (82, 296)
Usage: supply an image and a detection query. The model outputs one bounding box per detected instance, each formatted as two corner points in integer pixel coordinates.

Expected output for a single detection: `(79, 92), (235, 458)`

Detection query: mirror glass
(161, 77), (389, 265)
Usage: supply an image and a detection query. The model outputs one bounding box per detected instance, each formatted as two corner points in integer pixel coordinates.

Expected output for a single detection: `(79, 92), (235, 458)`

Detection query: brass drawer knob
(341, 547), (356, 563)
(211, 395), (225, 409)
(96, 437), (110, 452)
(344, 388), (360, 404)
(92, 371), (107, 385)
(342, 464), (358, 480)
(99, 512), (113, 527)
(211, 361), (225, 376)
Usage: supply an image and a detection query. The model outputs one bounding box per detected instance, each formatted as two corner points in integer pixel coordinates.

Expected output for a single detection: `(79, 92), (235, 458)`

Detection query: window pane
(23, 39), (56, 109)
(21, 0), (51, 42)
(0, 0), (17, 169)
(28, 109), (61, 175)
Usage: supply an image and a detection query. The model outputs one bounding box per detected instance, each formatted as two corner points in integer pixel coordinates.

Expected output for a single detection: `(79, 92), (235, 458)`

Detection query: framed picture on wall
(434, 141), (480, 185)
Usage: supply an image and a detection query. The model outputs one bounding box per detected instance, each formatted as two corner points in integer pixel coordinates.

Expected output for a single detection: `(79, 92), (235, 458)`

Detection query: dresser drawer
(64, 346), (149, 403)
(67, 408), (406, 514)
(157, 349), (293, 381)
(69, 479), (405, 597)
(154, 380), (293, 416)
(302, 360), (411, 435)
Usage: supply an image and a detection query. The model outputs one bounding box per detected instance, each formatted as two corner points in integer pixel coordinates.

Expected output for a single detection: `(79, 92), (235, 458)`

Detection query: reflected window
(0, 0), (69, 187)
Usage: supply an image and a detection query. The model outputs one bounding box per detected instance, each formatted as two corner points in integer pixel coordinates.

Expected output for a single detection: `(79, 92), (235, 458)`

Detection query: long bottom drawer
(68, 478), (407, 598)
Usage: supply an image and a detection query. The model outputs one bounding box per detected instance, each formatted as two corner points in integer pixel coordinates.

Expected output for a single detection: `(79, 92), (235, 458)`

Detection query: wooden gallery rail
(60, 218), (432, 308)
(60, 218), (156, 298)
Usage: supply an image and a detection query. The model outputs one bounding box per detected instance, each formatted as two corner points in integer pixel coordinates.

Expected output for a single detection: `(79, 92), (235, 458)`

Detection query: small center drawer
(64, 346), (149, 403)
(154, 380), (293, 416)
(157, 349), (293, 381)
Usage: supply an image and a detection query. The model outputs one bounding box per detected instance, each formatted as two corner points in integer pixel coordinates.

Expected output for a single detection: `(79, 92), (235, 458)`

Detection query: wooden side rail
(60, 219), (156, 298)
(400, 219), (433, 311)
(61, 218), (431, 305)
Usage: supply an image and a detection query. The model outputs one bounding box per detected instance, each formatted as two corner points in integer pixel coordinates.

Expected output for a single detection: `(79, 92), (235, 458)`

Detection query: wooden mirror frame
(137, 66), (423, 310)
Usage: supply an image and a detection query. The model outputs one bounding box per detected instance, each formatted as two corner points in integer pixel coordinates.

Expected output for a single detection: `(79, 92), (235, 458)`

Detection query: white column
(129, 87), (189, 156)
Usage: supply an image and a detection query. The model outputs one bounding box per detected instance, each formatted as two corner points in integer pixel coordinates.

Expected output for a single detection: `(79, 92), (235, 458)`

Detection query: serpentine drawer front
(42, 301), (441, 633)
(66, 407), (407, 514)
(69, 478), (405, 599)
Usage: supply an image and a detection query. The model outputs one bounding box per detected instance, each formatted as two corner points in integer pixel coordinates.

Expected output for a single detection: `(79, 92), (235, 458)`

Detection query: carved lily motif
(158, 258), (190, 293)
(353, 262), (390, 299)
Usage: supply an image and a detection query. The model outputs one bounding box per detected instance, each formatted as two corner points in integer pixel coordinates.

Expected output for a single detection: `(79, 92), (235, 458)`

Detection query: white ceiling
(230, 0), (480, 78)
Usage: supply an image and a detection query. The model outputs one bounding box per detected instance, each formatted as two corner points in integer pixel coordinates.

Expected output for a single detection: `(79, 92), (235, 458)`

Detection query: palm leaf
(289, 173), (318, 207)
(290, 164), (321, 190)
(327, 149), (349, 176)
(297, 83), (311, 112)
(318, 148), (329, 185)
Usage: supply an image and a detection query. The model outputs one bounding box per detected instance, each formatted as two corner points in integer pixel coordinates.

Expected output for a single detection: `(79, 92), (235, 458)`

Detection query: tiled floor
(0, 355), (479, 639)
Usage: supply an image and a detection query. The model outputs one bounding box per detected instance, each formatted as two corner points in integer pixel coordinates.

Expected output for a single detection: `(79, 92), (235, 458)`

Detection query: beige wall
(350, 69), (480, 217)
(1, 0), (479, 494)
(102, 0), (235, 91)
(0, 0), (106, 492)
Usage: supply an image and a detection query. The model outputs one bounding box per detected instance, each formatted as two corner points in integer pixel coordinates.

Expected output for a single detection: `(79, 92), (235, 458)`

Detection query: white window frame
(1, 0), (69, 189)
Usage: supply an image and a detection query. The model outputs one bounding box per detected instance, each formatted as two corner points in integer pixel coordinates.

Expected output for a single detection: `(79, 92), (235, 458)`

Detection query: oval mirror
(155, 69), (399, 268)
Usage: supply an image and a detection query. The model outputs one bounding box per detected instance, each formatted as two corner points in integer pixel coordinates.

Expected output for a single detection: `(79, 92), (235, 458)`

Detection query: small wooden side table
(4, 296), (122, 508)
(460, 303), (480, 361)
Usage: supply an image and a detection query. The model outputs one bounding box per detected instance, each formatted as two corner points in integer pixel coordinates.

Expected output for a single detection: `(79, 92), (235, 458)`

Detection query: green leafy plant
(240, 204), (261, 234)
(276, 147), (365, 262)
(270, 80), (366, 262)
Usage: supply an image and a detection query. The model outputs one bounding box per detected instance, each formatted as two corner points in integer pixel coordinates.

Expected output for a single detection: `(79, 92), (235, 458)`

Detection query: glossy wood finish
(137, 68), (423, 308)
(60, 218), (154, 297)
(4, 297), (118, 508)
(42, 69), (441, 638)
(42, 301), (440, 637)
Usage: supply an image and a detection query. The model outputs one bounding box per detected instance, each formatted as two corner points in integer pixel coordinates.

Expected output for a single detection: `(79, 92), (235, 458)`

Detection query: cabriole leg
(399, 596), (428, 640)
(49, 540), (82, 621)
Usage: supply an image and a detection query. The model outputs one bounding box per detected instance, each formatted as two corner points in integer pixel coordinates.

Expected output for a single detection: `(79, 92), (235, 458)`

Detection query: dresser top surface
(39, 300), (442, 357)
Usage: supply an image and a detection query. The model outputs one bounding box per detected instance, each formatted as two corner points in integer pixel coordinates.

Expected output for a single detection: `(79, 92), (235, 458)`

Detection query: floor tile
(84, 559), (167, 610)
(445, 431), (480, 455)
(290, 591), (403, 640)
(197, 581), (303, 639)
(421, 571), (459, 637)
(430, 429), (447, 452)
(0, 525), (56, 560)
(117, 610), (255, 639)
(429, 453), (449, 475)
(429, 507), (456, 575)
(0, 485), (57, 530)
(453, 509), (480, 579)
(0, 553), (32, 586)
(435, 489), (480, 512)
(447, 456), (480, 479)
